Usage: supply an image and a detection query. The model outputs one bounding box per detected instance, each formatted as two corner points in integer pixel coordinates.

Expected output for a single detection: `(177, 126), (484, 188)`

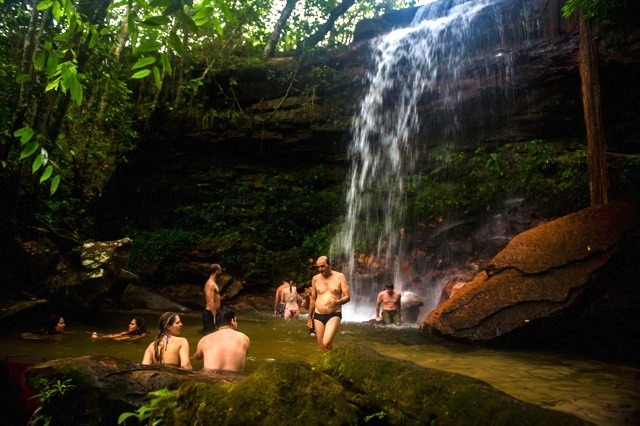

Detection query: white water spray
(331, 0), (515, 321)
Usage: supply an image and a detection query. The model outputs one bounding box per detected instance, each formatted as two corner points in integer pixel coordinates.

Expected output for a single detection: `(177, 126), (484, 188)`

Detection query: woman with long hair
(142, 312), (191, 369)
(91, 317), (148, 341)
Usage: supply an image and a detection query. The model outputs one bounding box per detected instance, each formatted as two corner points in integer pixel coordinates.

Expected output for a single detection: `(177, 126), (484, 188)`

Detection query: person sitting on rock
(91, 317), (148, 341)
(142, 312), (191, 369)
(194, 308), (250, 372)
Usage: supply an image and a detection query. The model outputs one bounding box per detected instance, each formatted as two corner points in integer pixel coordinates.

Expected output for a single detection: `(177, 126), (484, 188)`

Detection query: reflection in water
(2, 311), (638, 425)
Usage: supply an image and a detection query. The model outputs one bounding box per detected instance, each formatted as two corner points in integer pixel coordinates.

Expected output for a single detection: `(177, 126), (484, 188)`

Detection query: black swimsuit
(313, 311), (342, 325)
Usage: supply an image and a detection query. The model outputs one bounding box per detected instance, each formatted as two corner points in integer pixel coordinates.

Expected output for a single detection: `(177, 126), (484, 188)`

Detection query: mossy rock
(314, 344), (590, 425)
(161, 361), (357, 425)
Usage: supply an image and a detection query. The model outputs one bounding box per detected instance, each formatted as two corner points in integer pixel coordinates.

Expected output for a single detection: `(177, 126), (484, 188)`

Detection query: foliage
(118, 388), (176, 426)
(31, 378), (76, 426)
(407, 140), (590, 223)
(126, 228), (199, 270)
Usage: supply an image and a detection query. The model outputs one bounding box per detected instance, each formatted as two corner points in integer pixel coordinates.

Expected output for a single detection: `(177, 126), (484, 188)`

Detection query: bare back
(195, 328), (250, 372)
(143, 335), (191, 368)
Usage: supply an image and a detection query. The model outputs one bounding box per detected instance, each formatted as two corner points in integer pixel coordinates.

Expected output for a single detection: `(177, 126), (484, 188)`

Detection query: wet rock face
(422, 197), (640, 363)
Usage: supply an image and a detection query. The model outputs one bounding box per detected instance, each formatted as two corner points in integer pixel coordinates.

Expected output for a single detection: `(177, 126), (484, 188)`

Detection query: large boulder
(24, 345), (588, 425)
(422, 197), (640, 363)
(25, 355), (243, 425)
(43, 238), (134, 319)
(315, 344), (588, 425)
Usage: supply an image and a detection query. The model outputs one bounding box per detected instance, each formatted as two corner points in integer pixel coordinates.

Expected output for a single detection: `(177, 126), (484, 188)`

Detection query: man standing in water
(375, 282), (402, 325)
(306, 256), (350, 351)
(201, 263), (222, 334)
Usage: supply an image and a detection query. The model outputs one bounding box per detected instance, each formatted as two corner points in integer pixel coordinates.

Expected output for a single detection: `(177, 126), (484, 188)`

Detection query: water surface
(3, 310), (639, 425)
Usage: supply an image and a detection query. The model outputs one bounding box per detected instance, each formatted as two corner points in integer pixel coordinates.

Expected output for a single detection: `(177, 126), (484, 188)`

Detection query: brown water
(3, 310), (639, 425)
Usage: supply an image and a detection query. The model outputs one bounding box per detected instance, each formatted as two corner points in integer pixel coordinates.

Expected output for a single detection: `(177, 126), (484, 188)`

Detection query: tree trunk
(263, 0), (299, 58)
(578, 16), (610, 206)
(297, 0), (355, 51)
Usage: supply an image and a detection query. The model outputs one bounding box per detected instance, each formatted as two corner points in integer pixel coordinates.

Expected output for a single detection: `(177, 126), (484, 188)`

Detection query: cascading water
(330, 0), (518, 321)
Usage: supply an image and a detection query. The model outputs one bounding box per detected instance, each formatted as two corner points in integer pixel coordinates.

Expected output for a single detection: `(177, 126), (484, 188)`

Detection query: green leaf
(135, 41), (163, 53)
(131, 56), (156, 70)
(149, 0), (173, 7)
(16, 74), (30, 84)
(108, 0), (128, 10)
(211, 15), (223, 36)
(117, 412), (139, 424)
(20, 142), (40, 160)
(89, 29), (99, 49)
(50, 175), (61, 195)
(215, 0), (235, 24)
(46, 77), (61, 92)
(69, 77), (83, 105)
(153, 66), (162, 88)
(159, 52), (172, 76)
(34, 51), (46, 70)
(178, 12), (198, 32)
(32, 154), (43, 173)
(47, 54), (59, 78)
(40, 165), (53, 183)
(168, 32), (185, 57)
(14, 127), (35, 144)
(37, 0), (54, 11)
(131, 69), (152, 79)
(142, 15), (171, 26)
(54, 31), (76, 42)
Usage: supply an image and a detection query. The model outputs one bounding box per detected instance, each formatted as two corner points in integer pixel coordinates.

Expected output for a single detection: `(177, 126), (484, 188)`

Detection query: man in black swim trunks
(306, 256), (350, 351)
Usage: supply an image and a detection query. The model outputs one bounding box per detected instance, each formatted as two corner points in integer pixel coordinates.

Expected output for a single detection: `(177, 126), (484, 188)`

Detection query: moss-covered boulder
(314, 344), (590, 425)
(159, 361), (356, 425)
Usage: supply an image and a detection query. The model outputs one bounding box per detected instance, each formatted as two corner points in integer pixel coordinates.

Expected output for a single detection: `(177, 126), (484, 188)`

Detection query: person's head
(48, 315), (65, 334)
(385, 282), (395, 294)
(129, 317), (147, 335)
(210, 263), (222, 276)
(316, 256), (332, 277)
(216, 308), (237, 330)
(157, 312), (182, 336)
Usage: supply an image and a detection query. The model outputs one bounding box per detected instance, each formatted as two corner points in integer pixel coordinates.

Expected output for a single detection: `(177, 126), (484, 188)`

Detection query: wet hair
(153, 312), (178, 363)
(215, 308), (236, 328)
(210, 263), (221, 274)
(385, 282), (394, 289)
(39, 314), (64, 334)
(131, 317), (147, 335)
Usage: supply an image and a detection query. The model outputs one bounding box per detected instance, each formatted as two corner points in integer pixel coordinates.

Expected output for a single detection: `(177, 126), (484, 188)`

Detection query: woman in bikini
(91, 317), (148, 341)
(281, 279), (303, 320)
(142, 312), (192, 369)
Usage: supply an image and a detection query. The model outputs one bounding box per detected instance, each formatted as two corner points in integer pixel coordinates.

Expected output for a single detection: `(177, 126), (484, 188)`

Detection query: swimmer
(142, 312), (192, 369)
(91, 317), (148, 341)
(21, 315), (66, 340)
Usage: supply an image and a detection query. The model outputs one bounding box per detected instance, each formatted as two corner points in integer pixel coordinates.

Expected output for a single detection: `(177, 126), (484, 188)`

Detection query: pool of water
(3, 310), (639, 425)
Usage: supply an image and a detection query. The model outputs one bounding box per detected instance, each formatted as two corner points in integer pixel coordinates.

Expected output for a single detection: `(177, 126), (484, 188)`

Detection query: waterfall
(330, 0), (515, 321)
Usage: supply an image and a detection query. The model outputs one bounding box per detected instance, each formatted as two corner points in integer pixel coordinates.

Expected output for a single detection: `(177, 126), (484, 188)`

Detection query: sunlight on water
(2, 311), (639, 425)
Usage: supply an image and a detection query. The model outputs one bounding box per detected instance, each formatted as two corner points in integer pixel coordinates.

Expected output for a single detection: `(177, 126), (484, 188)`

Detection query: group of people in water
(22, 255), (402, 372)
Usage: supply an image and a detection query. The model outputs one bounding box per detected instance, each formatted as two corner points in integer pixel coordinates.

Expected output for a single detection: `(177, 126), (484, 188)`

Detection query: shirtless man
(306, 256), (350, 351)
(194, 308), (250, 372)
(375, 282), (402, 326)
(202, 263), (222, 334)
